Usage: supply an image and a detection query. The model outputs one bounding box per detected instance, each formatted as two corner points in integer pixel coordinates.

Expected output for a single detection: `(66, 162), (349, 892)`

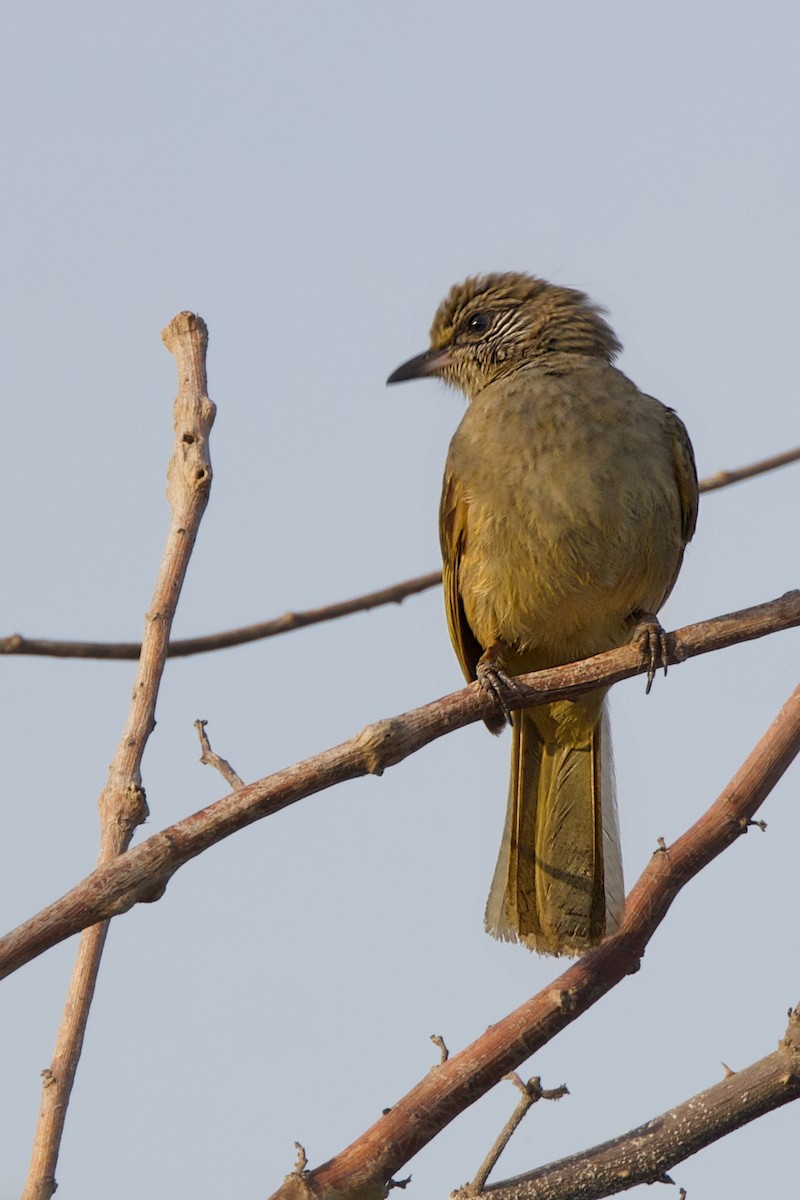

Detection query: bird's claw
(476, 659), (524, 724)
(633, 616), (669, 694)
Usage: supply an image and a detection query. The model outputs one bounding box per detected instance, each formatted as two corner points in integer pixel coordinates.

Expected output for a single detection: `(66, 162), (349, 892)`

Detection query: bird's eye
(465, 311), (491, 334)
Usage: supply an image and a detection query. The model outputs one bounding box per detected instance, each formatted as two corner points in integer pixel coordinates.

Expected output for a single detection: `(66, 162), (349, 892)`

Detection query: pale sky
(1, 4), (799, 1198)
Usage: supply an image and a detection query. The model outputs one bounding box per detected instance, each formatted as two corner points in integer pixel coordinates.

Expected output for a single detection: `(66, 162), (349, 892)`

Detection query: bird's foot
(476, 645), (524, 727)
(631, 613), (669, 694)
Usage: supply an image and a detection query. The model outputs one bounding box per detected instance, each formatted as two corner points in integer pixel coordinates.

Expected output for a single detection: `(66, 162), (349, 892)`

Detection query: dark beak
(386, 347), (452, 385)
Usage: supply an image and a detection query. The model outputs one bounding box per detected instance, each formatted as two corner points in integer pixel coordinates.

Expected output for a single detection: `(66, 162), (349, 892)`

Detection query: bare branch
(0, 590), (797, 984)
(21, 313), (214, 1200)
(466, 1076), (569, 1195)
(264, 675), (800, 1200)
(698, 444), (800, 492)
(0, 571), (442, 660)
(478, 1006), (800, 1200)
(2, 446), (798, 662)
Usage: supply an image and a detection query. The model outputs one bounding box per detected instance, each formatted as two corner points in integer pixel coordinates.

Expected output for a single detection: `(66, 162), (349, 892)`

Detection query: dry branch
(267, 678), (800, 1200)
(21, 313), (215, 1200)
(0, 572), (441, 659)
(468, 1075), (570, 1194)
(195, 719), (245, 789)
(478, 1006), (800, 1200)
(698, 444), (800, 492)
(2, 446), (798, 662)
(0, 590), (798, 987)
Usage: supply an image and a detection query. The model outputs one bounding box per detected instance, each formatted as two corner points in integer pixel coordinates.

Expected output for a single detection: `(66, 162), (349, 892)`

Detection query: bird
(387, 272), (697, 956)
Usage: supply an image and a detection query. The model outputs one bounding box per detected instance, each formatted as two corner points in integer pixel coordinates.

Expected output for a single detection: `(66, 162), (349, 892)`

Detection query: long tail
(484, 693), (623, 956)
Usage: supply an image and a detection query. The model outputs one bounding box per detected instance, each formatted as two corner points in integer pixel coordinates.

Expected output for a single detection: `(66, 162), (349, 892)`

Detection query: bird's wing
(439, 463), (485, 684)
(665, 408), (699, 544)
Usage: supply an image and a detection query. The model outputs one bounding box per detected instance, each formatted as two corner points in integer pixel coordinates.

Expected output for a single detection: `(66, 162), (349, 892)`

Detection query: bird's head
(387, 272), (621, 400)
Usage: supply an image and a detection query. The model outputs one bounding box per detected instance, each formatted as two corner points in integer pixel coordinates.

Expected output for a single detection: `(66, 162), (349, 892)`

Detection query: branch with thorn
(263, 683), (800, 1200)
(476, 1006), (800, 1200)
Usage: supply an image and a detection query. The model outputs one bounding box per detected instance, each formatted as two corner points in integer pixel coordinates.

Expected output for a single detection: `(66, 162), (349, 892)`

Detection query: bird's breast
(449, 366), (685, 664)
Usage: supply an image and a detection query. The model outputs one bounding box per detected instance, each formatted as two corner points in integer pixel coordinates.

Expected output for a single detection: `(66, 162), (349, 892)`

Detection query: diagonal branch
(0, 590), (798, 985)
(21, 314), (215, 1200)
(269, 678), (800, 1200)
(697, 443), (800, 492)
(468, 1075), (570, 1193)
(2, 446), (798, 662)
(477, 1005), (800, 1200)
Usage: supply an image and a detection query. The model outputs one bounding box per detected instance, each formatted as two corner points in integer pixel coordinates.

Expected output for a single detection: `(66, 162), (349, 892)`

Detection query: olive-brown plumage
(388, 272), (697, 956)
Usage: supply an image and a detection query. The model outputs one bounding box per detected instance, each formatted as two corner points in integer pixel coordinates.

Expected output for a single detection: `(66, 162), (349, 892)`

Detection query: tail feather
(598, 704), (624, 936)
(485, 694), (623, 956)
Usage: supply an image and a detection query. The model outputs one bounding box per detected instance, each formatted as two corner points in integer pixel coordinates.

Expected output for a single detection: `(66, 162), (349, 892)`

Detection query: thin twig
(467, 1076), (569, 1194)
(21, 313), (215, 1200)
(2, 447), (798, 662)
(0, 572), (442, 660)
(0, 591), (798, 984)
(698, 444), (800, 492)
(478, 1006), (800, 1200)
(195, 719), (245, 789)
